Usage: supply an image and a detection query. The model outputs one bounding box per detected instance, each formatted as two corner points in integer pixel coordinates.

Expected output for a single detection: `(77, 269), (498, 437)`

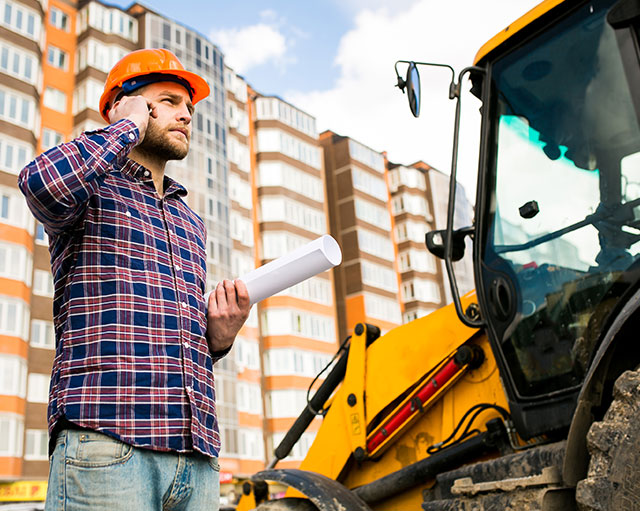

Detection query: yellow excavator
(238, 0), (640, 508)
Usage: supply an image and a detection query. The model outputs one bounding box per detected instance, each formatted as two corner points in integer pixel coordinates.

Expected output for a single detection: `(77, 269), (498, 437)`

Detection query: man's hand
(206, 279), (251, 355)
(107, 95), (158, 142)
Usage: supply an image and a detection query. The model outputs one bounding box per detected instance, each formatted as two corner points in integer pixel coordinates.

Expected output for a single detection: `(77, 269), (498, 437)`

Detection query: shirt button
(181, 301), (188, 309)
(183, 341), (189, 349)
(186, 386), (192, 394)
(175, 265), (181, 272)
(125, 211), (131, 217)
(128, 133), (135, 140)
(144, 170), (150, 177)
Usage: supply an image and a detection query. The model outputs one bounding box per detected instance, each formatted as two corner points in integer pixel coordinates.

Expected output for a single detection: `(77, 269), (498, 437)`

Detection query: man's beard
(138, 121), (189, 161)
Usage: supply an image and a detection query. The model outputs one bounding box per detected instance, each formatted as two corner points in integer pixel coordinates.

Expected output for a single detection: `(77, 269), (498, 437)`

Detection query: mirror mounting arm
(445, 66), (485, 328)
(394, 60), (456, 96)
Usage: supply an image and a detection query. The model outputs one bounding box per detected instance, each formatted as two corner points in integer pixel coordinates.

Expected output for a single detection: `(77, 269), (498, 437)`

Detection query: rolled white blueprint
(241, 234), (342, 305)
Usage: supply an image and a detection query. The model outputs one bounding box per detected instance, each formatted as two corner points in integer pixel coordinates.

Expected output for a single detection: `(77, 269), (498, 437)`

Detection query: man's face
(136, 81), (194, 161)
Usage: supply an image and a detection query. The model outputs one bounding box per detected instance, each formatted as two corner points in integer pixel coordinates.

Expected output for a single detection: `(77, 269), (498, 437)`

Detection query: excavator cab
(403, 0), (640, 440)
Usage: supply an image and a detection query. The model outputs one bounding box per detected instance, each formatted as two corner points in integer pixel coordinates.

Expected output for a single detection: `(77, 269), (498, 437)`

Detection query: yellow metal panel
(0, 481), (47, 502)
(341, 325), (368, 457)
(364, 294), (478, 422)
(474, 0), (567, 65)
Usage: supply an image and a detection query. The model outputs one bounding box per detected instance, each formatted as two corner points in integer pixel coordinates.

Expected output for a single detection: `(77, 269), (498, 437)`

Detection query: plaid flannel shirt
(19, 119), (223, 457)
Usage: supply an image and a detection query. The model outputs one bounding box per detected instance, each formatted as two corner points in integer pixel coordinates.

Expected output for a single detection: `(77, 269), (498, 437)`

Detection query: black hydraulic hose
(353, 419), (506, 504)
(272, 349), (349, 463)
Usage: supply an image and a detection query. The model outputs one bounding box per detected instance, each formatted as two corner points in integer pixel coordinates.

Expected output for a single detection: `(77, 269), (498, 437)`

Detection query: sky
(108, 0), (541, 198)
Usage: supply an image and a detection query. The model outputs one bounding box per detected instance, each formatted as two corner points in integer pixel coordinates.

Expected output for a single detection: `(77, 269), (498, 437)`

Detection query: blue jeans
(45, 429), (220, 510)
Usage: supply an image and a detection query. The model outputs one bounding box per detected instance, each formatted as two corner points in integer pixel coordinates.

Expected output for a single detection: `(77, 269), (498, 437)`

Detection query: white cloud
(285, 0), (540, 197)
(210, 23), (289, 74)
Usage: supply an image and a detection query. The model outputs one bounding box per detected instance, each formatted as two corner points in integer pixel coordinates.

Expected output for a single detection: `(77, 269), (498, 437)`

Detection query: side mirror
(425, 226), (473, 262)
(406, 62), (421, 117)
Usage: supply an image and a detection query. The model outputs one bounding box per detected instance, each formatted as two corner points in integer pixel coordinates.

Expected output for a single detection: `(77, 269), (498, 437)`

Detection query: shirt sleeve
(18, 119), (140, 235)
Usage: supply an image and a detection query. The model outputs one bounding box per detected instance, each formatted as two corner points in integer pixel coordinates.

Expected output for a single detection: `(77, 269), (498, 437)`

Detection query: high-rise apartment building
(388, 161), (447, 322)
(222, 65), (265, 480)
(321, 131), (403, 341)
(426, 166), (476, 300)
(251, 93), (338, 469)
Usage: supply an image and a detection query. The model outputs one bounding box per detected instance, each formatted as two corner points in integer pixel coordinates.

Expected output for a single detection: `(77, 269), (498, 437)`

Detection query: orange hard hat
(99, 48), (210, 122)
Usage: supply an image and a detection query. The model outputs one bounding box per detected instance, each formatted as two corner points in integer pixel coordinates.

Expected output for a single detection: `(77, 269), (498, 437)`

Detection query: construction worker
(19, 48), (250, 510)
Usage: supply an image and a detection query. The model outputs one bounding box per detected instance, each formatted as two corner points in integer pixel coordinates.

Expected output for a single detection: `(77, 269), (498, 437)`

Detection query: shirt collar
(120, 159), (188, 198)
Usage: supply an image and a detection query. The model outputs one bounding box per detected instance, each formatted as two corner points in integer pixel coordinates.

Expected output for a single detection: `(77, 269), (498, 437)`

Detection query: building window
(0, 355), (27, 397)
(0, 136), (33, 175)
(27, 373), (49, 403)
(364, 293), (401, 323)
(264, 348), (332, 377)
(1, 1), (40, 40)
(349, 139), (384, 172)
(0, 241), (32, 285)
(260, 197), (325, 235)
(24, 429), (48, 460)
(258, 161), (323, 202)
(275, 276), (332, 305)
(231, 251), (253, 279)
(0, 87), (35, 129)
(219, 426), (238, 456)
(261, 308), (335, 343)
(0, 296), (29, 339)
(399, 249), (437, 274)
(50, 7), (69, 31)
(256, 128), (321, 170)
(389, 166), (427, 192)
(0, 42), (37, 84)
(33, 269), (54, 297)
(82, 3), (137, 42)
(35, 223), (48, 245)
(0, 187), (33, 231)
(255, 97), (317, 138)
(354, 198), (391, 230)
(357, 229), (395, 261)
(352, 168), (388, 201)
(361, 260), (398, 292)
(233, 336), (260, 371)
(229, 173), (252, 210)
(238, 428), (264, 460)
(402, 279), (441, 303)
(72, 79), (103, 114)
(230, 212), (253, 247)
(43, 87), (67, 113)
(0, 414), (24, 457)
(47, 45), (68, 70)
(266, 389), (309, 418)
(42, 128), (64, 151)
(262, 231), (309, 260)
(395, 220), (428, 244)
(236, 382), (262, 414)
(76, 39), (128, 74)
(30, 319), (55, 349)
